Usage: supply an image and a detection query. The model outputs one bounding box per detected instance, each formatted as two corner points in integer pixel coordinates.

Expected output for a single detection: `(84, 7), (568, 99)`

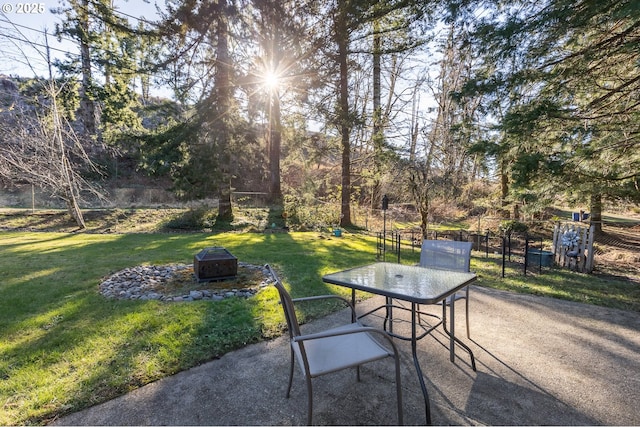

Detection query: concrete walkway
(52, 286), (640, 425)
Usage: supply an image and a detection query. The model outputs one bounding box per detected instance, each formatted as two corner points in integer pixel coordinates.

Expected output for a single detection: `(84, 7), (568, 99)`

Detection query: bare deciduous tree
(0, 81), (104, 228)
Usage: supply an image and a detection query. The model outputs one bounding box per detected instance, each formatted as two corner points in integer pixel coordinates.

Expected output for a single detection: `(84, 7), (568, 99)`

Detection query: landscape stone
(98, 262), (273, 303)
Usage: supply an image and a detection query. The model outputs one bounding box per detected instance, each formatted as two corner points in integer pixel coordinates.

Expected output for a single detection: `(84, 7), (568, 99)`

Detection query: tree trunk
(268, 92), (282, 203)
(500, 158), (510, 218)
(589, 193), (603, 234)
(418, 200), (429, 239)
(78, 0), (97, 137)
(410, 169), (430, 239)
(409, 88), (420, 162)
(371, 21), (383, 209)
(337, 4), (351, 227)
(215, 4), (233, 222)
(66, 191), (86, 229)
(52, 84), (86, 229)
(267, 21), (283, 204)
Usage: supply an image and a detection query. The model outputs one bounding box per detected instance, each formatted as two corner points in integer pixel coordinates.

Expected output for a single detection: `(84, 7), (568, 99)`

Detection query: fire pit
(194, 247), (238, 282)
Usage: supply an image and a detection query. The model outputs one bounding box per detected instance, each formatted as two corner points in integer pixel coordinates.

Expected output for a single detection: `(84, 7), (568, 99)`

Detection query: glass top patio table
(322, 262), (476, 304)
(323, 262), (478, 425)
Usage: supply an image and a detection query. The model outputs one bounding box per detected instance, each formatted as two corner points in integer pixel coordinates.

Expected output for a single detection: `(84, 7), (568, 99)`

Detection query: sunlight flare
(263, 70), (281, 92)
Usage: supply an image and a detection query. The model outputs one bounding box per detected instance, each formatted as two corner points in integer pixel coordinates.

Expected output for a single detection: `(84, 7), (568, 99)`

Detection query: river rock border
(99, 262), (274, 302)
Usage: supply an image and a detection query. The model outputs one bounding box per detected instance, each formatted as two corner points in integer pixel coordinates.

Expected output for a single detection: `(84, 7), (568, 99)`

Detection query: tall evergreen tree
(54, 0), (146, 148)
(469, 0), (640, 228)
(242, 0), (318, 205)
(54, 0), (102, 137)
(213, 1), (234, 221)
(153, 0), (241, 221)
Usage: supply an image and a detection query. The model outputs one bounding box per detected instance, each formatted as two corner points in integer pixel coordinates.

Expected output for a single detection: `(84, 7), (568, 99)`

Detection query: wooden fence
(552, 222), (595, 273)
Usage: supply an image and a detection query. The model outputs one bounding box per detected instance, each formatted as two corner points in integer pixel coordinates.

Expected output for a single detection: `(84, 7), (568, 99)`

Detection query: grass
(471, 254), (640, 310)
(1, 228), (638, 425)
(0, 230), (375, 424)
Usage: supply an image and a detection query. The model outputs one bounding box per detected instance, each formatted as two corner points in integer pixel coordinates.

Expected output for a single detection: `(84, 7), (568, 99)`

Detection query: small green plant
(165, 207), (216, 230)
(499, 220), (529, 234)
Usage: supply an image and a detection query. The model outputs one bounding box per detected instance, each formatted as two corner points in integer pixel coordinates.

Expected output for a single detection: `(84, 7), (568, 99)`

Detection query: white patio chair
(266, 264), (403, 425)
(419, 240), (473, 338)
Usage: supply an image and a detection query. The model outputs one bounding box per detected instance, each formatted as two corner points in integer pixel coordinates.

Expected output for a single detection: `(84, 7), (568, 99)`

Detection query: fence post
(539, 237), (544, 271)
(502, 235), (506, 278)
(523, 236), (529, 276)
(578, 226), (588, 272)
(485, 231), (490, 258)
(586, 224), (595, 273)
(552, 223), (560, 265)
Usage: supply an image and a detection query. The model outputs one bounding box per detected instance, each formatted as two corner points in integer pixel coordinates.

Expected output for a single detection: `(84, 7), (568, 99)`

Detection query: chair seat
(292, 323), (393, 377)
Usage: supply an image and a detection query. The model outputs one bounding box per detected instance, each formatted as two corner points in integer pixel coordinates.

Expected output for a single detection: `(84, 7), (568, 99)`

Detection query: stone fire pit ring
(99, 262), (274, 302)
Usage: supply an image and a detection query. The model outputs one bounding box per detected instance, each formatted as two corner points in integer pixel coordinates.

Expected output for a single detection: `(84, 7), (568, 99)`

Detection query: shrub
(283, 194), (340, 230)
(165, 207), (216, 230)
(499, 220), (529, 234)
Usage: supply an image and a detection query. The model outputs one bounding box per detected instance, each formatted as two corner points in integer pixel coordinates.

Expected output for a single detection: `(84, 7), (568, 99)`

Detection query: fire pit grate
(194, 247), (238, 282)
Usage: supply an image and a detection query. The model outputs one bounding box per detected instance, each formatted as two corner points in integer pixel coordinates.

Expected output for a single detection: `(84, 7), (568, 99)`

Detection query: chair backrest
(266, 264), (301, 339)
(419, 240), (472, 272)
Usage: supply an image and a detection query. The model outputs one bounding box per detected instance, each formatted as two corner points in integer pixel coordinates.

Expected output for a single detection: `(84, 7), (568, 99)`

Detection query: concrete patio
(53, 285), (640, 425)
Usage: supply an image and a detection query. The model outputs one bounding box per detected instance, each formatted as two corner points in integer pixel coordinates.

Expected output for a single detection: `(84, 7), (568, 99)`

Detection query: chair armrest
(292, 295), (356, 322)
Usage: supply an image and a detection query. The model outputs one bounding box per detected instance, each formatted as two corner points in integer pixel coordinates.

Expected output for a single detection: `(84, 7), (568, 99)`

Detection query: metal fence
(376, 228), (562, 277)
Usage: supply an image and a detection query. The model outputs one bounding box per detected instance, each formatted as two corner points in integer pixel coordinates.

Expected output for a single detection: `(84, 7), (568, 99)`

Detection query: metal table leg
(384, 296), (394, 334)
(412, 302), (432, 425)
(449, 296), (455, 362)
(442, 297), (476, 371)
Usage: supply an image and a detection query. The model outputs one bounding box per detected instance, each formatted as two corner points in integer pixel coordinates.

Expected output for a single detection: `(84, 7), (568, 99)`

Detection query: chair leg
(305, 376), (313, 425)
(394, 355), (404, 425)
(465, 286), (470, 339)
(286, 348), (294, 398)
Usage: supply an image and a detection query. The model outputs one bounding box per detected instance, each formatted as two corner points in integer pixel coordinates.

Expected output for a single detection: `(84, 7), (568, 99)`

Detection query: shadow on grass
(0, 229), (378, 424)
(3, 228), (639, 424)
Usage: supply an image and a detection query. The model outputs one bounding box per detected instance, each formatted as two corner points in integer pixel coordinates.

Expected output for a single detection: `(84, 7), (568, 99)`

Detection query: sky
(0, 1), (441, 138)
(0, 0), (160, 79)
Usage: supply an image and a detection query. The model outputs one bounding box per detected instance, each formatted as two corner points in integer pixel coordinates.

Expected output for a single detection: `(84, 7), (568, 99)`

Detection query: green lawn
(1, 230), (638, 425)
